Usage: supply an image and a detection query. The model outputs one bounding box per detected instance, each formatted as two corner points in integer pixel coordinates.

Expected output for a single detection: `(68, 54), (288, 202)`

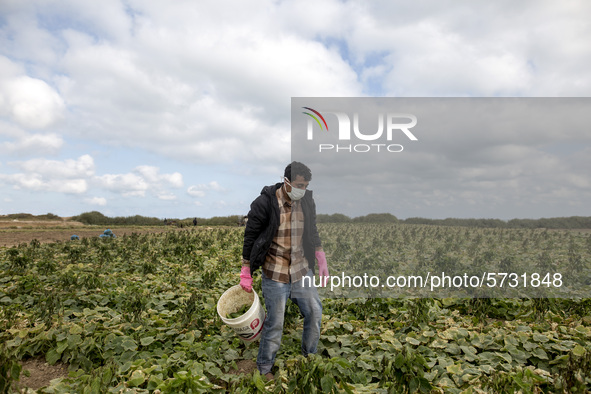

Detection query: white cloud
(187, 181), (225, 198)
(187, 186), (205, 198)
(0, 55), (24, 80)
(345, 1), (591, 96)
(96, 165), (183, 198)
(157, 193), (176, 201)
(134, 165), (183, 188)
(85, 196), (107, 206)
(1, 75), (65, 129)
(34, 1), (361, 166)
(1, 155), (93, 194)
(95, 172), (148, 197)
(0, 3), (63, 66)
(203, 181), (224, 192)
(56, 178), (87, 194)
(0, 132), (64, 156)
(12, 154), (94, 178)
(1, 172), (87, 194)
(0, 154), (183, 201)
(0, 118), (64, 156)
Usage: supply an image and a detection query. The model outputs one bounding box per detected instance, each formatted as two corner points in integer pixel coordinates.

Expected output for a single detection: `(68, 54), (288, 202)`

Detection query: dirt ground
(228, 359), (258, 375)
(17, 358), (69, 392)
(0, 219), (187, 247)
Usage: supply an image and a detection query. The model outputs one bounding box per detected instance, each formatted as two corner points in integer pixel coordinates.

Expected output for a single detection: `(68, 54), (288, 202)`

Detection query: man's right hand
(240, 265), (253, 292)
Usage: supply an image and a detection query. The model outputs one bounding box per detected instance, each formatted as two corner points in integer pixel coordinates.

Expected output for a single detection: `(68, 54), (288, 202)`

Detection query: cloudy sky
(292, 97), (591, 220)
(1, 0), (590, 220)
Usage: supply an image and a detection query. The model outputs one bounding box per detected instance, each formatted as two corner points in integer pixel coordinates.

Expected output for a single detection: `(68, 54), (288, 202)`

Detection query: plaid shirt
(261, 185), (309, 284)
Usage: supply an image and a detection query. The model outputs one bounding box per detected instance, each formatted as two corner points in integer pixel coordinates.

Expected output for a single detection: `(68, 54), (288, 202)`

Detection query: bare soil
(18, 358), (69, 391)
(227, 359), (258, 375)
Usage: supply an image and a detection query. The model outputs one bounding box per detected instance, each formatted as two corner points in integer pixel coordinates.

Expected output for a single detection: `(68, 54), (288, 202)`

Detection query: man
(239, 161), (329, 380)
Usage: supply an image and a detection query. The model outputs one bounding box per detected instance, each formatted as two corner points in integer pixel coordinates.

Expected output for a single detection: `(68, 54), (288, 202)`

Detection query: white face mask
(285, 178), (306, 201)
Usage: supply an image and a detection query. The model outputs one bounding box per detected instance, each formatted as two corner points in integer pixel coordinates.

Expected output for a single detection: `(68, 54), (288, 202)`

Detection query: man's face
(285, 174), (309, 192)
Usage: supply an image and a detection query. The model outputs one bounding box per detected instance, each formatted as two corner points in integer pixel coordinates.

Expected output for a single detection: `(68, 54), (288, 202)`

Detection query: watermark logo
(302, 107), (329, 134)
(302, 107), (418, 153)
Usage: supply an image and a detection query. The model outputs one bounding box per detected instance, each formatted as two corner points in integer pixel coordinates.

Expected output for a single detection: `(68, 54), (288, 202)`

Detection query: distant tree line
(182, 215), (243, 227)
(70, 211), (243, 227)
(12, 211), (590, 229)
(71, 211), (163, 226)
(317, 213), (591, 229)
(163, 215), (243, 227)
(0, 213), (60, 220)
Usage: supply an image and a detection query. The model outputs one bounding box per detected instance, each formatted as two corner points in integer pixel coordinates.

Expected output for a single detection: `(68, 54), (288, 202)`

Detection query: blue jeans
(257, 270), (322, 375)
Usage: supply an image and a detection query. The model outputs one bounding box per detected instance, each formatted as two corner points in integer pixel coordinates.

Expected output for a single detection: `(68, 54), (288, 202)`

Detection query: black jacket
(242, 183), (322, 275)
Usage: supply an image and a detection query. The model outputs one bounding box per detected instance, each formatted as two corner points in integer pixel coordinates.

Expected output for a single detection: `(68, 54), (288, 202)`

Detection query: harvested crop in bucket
(217, 285), (265, 342)
(227, 304), (250, 319)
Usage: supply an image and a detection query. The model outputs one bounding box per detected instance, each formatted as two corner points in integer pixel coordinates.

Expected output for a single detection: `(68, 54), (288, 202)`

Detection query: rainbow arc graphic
(302, 107), (329, 131)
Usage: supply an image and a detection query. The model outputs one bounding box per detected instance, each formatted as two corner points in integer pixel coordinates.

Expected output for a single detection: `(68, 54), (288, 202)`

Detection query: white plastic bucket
(217, 285), (265, 342)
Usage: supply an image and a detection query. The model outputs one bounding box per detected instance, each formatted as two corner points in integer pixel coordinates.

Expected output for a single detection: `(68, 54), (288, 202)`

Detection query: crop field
(1, 224), (591, 393)
(0, 219), (181, 247)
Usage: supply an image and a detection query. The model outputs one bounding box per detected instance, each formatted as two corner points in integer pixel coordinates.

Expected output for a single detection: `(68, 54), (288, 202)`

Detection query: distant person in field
(240, 161), (329, 380)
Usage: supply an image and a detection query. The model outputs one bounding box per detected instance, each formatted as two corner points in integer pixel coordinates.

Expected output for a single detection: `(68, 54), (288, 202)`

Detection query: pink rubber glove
(240, 265), (253, 292)
(315, 251), (329, 287)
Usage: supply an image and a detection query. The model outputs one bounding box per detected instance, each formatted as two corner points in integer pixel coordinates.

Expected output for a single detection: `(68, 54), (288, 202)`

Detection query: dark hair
(284, 161), (312, 182)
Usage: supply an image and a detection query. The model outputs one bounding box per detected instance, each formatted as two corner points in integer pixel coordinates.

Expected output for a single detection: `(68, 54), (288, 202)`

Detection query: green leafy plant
(379, 345), (432, 394)
(483, 367), (549, 393)
(0, 345), (21, 394)
(285, 355), (354, 393)
(0, 223), (589, 392)
(554, 347), (591, 392)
